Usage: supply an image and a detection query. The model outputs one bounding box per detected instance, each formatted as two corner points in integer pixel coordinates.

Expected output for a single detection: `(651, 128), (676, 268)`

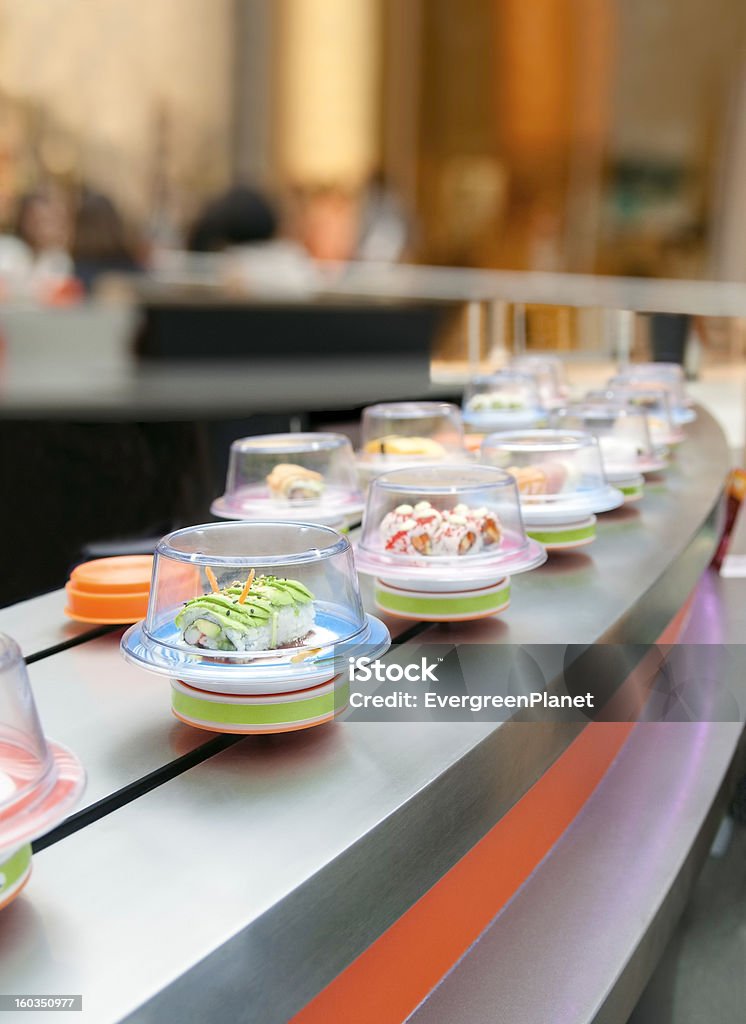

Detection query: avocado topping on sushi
(176, 572), (316, 652)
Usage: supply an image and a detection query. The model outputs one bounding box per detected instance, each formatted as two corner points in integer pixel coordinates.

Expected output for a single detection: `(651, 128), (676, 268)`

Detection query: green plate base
(0, 844), (32, 910)
(375, 578), (511, 622)
(171, 677), (347, 735)
(618, 473), (646, 501)
(526, 516), (596, 551)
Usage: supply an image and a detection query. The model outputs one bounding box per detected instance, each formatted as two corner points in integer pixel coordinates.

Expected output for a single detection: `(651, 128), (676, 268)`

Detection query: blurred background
(2, 0), (746, 278)
(0, 0), (745, 606)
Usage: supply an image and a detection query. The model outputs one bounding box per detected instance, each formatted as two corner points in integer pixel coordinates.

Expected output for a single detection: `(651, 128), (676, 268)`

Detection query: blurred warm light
(276, 0), (380, 187)
(0, 0), (233, 218)
(0, 0), (744, 279)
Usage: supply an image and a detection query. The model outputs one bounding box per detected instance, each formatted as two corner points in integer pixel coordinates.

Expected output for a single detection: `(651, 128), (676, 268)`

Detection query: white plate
(211, 490), (362, 528)
(354, 529), (547, 584)
(122, 610), (390, 694)
(520, 485), (623, 524)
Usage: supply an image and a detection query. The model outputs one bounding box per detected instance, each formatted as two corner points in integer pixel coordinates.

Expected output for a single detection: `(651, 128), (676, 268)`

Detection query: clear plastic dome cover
(610, 366), (689, 415)
(142, 522), (367, 663)
(552, 403), (660, 475)
(212, 432), (363, 524)
(480, 430), (609, 505)
(359, 402), (465, 468)
(356, 464), (546, 580)
(589, 385), (682, 446)
(0, 634), (85, 851)
(509, 355), (568, 408)
(0, 635), (53, 820)
(463, 371), (544, 429)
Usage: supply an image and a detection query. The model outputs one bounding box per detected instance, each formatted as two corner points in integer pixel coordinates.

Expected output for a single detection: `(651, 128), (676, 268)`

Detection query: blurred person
(0, 232), (32, 284)
(187, 185), (277, 252)
(184, 183), (318, 297)
(294, 185), (360, 263)
(13, 187), (73, 278)
(72, 188), (142, 293)
(357, 169), (411, 262)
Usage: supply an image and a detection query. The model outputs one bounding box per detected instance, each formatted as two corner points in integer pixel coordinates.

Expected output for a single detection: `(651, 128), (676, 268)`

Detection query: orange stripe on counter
(291, 721), (634, 1024)
(291, 588), (697, 1024)
(657, 589), (696, 645)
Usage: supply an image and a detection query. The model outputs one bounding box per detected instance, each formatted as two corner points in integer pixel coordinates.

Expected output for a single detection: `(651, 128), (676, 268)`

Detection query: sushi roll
(409, 501), (444, 554)
(266, 463), (325, 501)
(508, 465), (549, 495)
(363, 436), (446, 459)
(380, 500), (446, 554)
(507, 461), (567, 496)
(455, 504), (502, 546)
(540, 461), (569, 493)
(381, 504), (418, 553)
(433, 512), (479, 555)
(175, 572), (315, 652)
(467, 393), (526, 413)
(379, 502), (503, 557)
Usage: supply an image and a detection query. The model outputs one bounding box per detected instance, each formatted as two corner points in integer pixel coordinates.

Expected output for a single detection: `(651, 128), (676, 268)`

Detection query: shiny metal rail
(0, 355), (443, 420)
(328, 262), (746, 317)
(0, 591), (100, 660)
(137, 261), (746, 315)
(411, 719), (744, 1024)
(0, 408), (732, 1024)
(412, 565), (746, 1024)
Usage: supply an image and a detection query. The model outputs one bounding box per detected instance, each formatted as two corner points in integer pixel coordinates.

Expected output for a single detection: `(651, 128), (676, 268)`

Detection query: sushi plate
(462, 409), (547, 432)
(607, 473), (645, 502)
(0, 844), (33, 910)
(525, 515), (597, 550)
(374, 577), (511, 622)
(170, 676), (349, 735)
(211, 488), (362, 529)
(121, 607), (390, 694)
(604, 457), (658, 476)
(0, 745), (85, 852)
(519, 485), (623, 525)
(639, 454), (669, 475)
(354, 529), (546, 585)
(653, 430), (686, 447)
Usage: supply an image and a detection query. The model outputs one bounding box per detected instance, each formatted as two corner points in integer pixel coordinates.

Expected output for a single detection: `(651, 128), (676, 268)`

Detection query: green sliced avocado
(278, 579), (314, 602)
(252, 585), (294, 606)
(194, 618), (221, 638)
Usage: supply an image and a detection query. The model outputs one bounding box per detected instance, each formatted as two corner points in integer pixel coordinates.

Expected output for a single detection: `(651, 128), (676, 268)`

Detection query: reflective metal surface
(411, 567), (746, 1024)
(328, 262), (746, 316)
(410, 721), (743, 1024)
(0, 356), (443, 420)
(0, 591), (98, 658)
(0, 407), (731, 1024)
(26, 635), (215, 811)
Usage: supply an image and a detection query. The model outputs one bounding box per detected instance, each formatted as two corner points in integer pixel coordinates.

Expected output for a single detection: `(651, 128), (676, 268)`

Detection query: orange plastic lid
(69, 555), (154, 595)
(64, 583), (150, 624)
(65, 555), (154, 624)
